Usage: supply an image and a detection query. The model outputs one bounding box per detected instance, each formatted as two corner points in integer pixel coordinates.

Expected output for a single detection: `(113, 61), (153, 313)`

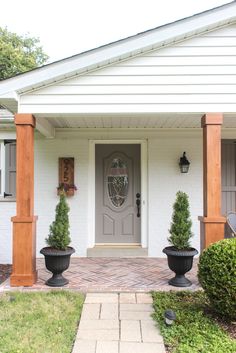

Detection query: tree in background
(0, 27), (48, 80)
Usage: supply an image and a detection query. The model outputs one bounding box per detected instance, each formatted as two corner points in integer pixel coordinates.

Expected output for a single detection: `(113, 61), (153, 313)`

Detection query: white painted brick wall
(148, 133), (203, 257)
(35, 137), (89, 258)
(0, 202), (15, 263)
(0, 130), (203, 263)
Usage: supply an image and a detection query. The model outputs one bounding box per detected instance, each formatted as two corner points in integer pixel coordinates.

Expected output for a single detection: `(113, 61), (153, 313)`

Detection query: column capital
(14, 114), (36, 127)
(201, 113), (223, 127)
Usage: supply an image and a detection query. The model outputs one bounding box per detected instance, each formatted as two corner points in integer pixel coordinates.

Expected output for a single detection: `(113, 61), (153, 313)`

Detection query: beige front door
(95, 144), (141, 243)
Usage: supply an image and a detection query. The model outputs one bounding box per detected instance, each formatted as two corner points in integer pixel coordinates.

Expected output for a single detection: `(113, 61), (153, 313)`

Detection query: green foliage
(198, 238), (236, 320)
(168, 191), (193, 249)
(0, 27), (48, 80)
(0, 291), (84, 353)
(152, 291), (236, 353)
(46, 193), (71, 250)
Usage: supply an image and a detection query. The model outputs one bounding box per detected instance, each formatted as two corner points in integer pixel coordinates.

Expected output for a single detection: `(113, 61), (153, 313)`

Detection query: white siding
(19, 25), (236, 114)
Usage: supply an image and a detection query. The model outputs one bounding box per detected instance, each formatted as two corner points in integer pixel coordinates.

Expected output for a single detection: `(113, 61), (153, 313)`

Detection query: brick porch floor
(1, 257), (200, 292)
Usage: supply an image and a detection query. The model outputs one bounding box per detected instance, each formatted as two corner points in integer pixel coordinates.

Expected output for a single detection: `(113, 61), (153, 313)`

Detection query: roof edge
(0, 1), (236, 99)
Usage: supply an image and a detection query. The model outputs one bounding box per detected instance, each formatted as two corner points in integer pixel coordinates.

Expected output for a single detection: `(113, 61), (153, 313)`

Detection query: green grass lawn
(152, 291), (236, 353)
(0, 291), (84, 353)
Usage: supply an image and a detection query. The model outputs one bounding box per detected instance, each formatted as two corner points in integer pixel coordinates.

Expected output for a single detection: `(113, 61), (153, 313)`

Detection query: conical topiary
(46, 193), (71, 250)
(168, 191), (193, 250)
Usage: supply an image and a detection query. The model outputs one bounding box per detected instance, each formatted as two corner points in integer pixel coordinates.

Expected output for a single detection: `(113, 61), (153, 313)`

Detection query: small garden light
(164, 309), (176, 325)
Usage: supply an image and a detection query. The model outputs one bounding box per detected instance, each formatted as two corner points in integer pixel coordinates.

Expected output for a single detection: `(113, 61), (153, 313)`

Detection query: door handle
(136, 193), (141, 218)
(4, 192), (12, 198)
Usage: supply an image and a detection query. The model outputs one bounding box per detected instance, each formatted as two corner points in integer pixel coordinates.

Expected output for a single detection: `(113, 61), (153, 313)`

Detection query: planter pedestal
(163, 246), (198, 287)
(40, 247), (75, 287)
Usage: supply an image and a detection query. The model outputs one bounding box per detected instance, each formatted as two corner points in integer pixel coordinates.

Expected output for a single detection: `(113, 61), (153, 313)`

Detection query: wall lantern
(164, 309), (176, 326)
(179, 152), (190, 173)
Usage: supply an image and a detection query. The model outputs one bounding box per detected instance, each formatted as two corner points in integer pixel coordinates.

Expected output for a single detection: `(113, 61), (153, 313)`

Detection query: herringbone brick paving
(1, 257), (200, 292)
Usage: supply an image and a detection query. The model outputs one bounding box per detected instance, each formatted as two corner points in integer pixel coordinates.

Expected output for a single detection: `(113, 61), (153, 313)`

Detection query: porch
(7, 112), (225, 287)
(1, 257), (200, 292)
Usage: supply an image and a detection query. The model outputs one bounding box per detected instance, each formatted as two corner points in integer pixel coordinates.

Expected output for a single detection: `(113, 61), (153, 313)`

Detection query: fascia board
(0, 2), (235, 97)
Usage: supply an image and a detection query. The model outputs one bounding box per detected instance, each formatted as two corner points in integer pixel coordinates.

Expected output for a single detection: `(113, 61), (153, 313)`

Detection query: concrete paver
(77, 329), (119, 341)
(120, 320), (141, 342)
(100, 303), (118, 319)
(120, 310), (153, 320)
(72, 340), (96, 353)
(136, 293), (153, 304)
(96, 341), (119, 353)
(120, 342), (166, 353)
(80, 303), (100, 320)
(85, 293), (118, 304)
(120, 293), (136, 303)
(79, 319), (119, 330)
(141, 320), (164, 343)
(72, 292), (166, 353)
(120, 303), (153, 311)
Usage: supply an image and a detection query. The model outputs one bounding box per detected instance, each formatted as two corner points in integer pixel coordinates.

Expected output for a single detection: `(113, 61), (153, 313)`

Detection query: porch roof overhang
(25, 112), (236, 140)
(0, 1), (236, 116)
(2, 111), (236, 138)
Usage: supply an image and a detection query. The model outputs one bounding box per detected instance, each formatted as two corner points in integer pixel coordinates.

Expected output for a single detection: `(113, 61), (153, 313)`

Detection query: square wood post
(199, 113), (226, 251)
(10, 114), (38, 286)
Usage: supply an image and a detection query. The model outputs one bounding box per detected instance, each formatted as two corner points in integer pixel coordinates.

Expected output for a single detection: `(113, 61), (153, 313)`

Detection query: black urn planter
(163, 246), (198, 287)
(40, 247), (75, 287)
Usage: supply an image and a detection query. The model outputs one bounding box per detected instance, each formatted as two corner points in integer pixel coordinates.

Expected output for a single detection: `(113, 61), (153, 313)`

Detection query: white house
(0, 2), (236, 286)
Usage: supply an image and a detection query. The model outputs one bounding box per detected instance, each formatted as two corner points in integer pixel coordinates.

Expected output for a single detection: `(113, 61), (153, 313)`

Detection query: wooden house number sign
(58, 158), (75, 196)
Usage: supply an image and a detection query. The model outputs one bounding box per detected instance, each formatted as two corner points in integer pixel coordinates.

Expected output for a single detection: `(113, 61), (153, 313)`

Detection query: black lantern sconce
(179, 152), (190, 173)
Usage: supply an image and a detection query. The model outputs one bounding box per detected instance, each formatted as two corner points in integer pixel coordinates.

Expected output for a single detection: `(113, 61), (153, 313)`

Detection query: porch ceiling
(36, 113), (236, 129)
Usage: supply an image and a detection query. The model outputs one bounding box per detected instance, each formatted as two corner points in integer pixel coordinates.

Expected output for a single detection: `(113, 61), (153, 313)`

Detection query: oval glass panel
(107, 158), (128, 207)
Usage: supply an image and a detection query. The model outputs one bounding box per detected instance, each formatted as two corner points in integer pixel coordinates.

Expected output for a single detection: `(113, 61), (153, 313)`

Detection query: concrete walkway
(72, 292), (166, 353)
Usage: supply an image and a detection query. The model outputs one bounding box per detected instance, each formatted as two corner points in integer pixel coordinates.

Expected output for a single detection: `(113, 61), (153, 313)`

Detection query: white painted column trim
(88, 140), (96, 247)
(87, 139), (148, 249)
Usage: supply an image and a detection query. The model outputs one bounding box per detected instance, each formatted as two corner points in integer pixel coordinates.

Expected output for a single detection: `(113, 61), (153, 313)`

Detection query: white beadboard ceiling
(42, 113), (236, 129)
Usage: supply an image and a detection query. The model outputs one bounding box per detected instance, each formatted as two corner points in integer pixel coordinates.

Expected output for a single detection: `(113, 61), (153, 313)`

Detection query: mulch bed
(0, 264), (12, 284)
(211, 313), (236, 340)
(204, 306), (236, 340)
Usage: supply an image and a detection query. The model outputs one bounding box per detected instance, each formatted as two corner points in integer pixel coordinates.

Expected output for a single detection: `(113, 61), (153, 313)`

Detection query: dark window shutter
(5, 141), (16, 197)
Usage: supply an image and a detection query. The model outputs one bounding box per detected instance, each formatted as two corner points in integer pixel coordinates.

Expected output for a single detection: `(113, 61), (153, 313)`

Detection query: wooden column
(199, 113), (226, 251)
(10, 114), (38, 286)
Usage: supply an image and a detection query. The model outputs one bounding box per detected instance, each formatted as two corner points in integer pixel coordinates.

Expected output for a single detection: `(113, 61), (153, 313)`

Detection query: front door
(95, 144), (141, 243)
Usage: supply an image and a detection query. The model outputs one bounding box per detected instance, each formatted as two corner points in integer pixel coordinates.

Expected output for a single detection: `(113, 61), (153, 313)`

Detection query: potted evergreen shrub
(40, 192), (75, 287)
(163, 191), (198, 287)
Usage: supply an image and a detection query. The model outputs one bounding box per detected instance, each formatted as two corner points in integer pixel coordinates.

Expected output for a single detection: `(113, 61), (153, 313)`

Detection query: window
(0, 140), (16, 198)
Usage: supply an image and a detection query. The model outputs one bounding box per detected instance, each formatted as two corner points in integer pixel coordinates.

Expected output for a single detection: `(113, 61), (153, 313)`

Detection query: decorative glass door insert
(107, 158), (128, 208)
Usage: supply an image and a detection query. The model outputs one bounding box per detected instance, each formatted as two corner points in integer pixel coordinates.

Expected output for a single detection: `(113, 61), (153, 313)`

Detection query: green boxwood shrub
(168, 191), (193, 250)
(46, 193), (71, 250)
(198, 238), (236, 320)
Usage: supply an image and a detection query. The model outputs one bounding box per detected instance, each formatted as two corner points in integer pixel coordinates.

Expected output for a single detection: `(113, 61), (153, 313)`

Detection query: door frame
(88, 139), (148, 248)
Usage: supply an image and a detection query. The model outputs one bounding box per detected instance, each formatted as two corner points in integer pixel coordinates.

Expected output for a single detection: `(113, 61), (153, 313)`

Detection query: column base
(10, 272), (38, 287)
(11, 216), (38, 287)
(198, 216), (226, 252)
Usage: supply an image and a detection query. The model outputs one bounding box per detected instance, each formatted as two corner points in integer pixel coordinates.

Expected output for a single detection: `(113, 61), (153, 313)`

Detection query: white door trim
(88, 140), (148, 248)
